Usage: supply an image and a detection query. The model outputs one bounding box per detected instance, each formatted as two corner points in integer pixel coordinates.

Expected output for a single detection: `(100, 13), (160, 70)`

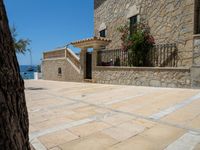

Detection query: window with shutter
(130, 15), (137, 35)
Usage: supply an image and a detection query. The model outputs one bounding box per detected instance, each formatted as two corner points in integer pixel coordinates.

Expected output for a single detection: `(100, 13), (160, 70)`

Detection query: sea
(20, 65), (37, 79)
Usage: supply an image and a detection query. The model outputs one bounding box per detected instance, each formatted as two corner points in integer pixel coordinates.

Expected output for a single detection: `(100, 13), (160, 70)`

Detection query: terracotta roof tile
(71, 36), (111, 44)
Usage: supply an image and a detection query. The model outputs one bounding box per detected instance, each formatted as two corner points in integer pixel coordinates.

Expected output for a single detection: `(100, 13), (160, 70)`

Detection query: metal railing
(97, 43), (178, 67)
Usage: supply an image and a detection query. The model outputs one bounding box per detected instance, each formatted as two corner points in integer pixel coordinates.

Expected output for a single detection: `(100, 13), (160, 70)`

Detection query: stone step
(84, 79), (93, 83)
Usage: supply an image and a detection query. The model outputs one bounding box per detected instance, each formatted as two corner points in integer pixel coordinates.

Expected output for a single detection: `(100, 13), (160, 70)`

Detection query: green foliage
(11, 26), (31, 54)
(118, 22), (155, 66)
(37, 65), (41, 73)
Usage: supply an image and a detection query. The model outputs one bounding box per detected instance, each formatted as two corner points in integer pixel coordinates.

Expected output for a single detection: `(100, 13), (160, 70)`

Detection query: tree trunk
(0, 0), (30, 149)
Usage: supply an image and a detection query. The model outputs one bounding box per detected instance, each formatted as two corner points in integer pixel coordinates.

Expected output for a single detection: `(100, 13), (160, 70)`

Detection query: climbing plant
(118, 22), (155, 66)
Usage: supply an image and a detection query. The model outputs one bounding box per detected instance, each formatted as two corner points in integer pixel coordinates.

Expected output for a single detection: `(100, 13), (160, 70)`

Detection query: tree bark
(0, 0), (30, 149)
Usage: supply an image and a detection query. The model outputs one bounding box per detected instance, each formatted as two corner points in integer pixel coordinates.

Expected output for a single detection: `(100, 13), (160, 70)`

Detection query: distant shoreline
(20, 65), (37, 79)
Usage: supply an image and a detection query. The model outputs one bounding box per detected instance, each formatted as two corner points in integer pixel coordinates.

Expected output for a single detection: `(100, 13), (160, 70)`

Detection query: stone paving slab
(101, 121), (145, 141)
(107, 124), (185, 150)
(26, 80), (200, 150)
(59, 133), (117, 150)
(39, 130), (78, 149)
(69, 121), (110, 137)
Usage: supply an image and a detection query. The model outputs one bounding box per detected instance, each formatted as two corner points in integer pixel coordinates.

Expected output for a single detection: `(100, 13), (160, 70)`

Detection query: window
(58, 67), (62, 75)
(195, 0), (200, 34)
(130, 15), (138, 35)
(100, 29), (106, 37)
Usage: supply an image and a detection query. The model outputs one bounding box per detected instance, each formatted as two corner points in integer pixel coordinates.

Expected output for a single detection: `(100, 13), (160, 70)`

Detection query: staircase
(65, 48), (81, 73)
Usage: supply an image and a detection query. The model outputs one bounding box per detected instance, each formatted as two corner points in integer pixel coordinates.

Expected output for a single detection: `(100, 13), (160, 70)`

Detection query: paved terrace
(26, 80), (200, 150)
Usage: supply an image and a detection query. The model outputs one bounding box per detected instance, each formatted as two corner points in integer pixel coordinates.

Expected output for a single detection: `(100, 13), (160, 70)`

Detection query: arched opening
(58, 67), (62, 75)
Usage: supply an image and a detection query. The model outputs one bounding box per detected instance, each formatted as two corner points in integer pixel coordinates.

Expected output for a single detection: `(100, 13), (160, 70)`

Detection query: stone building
(94, 0), (200, 67)
(42, 48), (82, 82)
(42, 0), (200, 88)
(92, 0), (200, 88)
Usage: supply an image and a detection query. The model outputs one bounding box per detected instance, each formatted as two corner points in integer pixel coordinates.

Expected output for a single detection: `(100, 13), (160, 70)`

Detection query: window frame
(130, 15), (138, 35)
(58, 67), (62, 76)
(99, 29), (106, 37)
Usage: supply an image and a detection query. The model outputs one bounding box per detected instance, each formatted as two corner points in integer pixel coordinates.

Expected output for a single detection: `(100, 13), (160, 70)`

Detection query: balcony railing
(97, 43), (178, 67)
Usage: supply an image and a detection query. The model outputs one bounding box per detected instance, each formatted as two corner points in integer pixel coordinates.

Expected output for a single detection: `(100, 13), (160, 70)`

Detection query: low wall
(93, 67), (191, 88)
(34, 72), (42, 80)
(42, 58), (82, 82)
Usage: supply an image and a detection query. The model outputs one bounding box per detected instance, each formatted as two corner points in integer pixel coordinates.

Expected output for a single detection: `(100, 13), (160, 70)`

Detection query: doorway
(86, 52), (92, 79)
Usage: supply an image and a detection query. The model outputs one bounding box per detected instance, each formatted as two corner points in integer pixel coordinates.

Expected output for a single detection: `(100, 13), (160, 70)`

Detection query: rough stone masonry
(93, 0), (200, 88)
(94, 0), (195, 67)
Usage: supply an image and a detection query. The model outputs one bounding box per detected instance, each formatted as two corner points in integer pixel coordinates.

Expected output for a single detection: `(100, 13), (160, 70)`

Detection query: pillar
(191, 35), (200, 88)
(92, 45), (102, 79)
(80, 48), (87, 80)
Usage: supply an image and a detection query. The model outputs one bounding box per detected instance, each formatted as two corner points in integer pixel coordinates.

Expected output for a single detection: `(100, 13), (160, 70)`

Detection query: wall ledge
(43, 57), (66, 61)
(95, 66), (191, 72)
(193, 34), (200, 38)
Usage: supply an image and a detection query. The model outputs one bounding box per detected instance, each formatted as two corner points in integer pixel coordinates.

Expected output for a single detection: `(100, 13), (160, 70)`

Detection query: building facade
(94, 0), (200, 67)
(42, 48), (82, 82)
(42, 0), (200, 88)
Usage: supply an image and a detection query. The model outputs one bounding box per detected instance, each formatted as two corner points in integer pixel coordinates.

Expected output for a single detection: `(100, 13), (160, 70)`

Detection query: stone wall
(94, 0), (195, 67)
(42, 58), (82, 82)
(192, 35), (200, 88)
(193, 35), (200, 66)
(94, 0), (107, 9)
(93, 67), (191, 88)
(43, 49), (65, 59)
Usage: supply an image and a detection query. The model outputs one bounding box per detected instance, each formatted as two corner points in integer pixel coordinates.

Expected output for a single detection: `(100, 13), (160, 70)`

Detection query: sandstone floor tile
(70, 85), (112, 96)
(164, 132), (200, 150)
(29, 125), (38, 133)
(69, 121), (110, 137)
(128, 91), (199, 116)
(131, 118), (156, 129)
(109, 91), (168, 110)
(29, 111), (57, 123)
(108, 124), (185, 150)
(94, 107), (112, 114)
(61, 103), (88, 112)
(59, 132), (117, 150)
(72, 105), (97, 112)
(26, 80), (200, 150)
(108, 135), (160, 150)
(29, 115), (50, 125)
(82, 87), (144, 105)
(72, 105), (99, 116)
(66, 112), (93, 121)
(29, 98), (62, 109)
(186, 115), (200, 130)
(50, 110), (75, 118)
(139, 124), (185, 145)
(102, 121), (145, 141)
(32, 117), (73, 131)
(101, 113), (135, 126)
(162, 99), (200, 126)
(49, 146), (62, 150)
(39, 130), (78, 149)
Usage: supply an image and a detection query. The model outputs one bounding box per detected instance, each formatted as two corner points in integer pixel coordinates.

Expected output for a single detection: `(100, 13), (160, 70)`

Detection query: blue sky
(5, 0), (94, 65)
